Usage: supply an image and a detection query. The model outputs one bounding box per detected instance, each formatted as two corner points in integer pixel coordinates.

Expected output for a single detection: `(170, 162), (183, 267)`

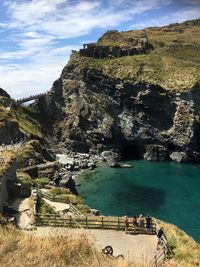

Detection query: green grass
(76, 20), (200, 92)
(0, 102), (42, 139)
(15, 140), (43, 165)
(158, 220), (200, 267)
(37, 201), (57, 215)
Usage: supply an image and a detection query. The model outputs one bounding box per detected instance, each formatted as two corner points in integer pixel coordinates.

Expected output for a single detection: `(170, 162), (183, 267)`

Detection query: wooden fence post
(117, 218), (120, 230)
(101, 217), (104, 229)
(70, 216), (72, 228)
(154, 254), (157, 267)
(54, 214), (57, 226)
(86, 216), (88, 229)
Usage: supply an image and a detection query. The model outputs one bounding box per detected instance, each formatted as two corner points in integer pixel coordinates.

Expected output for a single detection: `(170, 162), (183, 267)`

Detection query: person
(53, 170), (61, 186)
(157, 227), (164, 249)
(137, 214), (144, 233)
(124, 216), (129, 234)
(65, 175), (78, 195)
(10, 140), (14, 148)
(28, 158), (34, 166)
(146, 215), (152, 232)
(133, 215), (138, 227)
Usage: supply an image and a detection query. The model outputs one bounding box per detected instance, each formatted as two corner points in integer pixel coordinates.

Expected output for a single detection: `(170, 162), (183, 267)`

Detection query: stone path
(31, 227), (157, 262)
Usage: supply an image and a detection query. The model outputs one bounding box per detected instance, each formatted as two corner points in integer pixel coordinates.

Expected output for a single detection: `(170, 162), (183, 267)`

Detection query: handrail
(151, 218), (173, 267)
(15, 93), (46, 105)
(69, 203), (84, 217)
(34, 213), (157, 233)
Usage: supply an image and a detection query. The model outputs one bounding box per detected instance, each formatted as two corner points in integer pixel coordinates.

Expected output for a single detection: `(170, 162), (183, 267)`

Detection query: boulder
(56, 154), (74, 165)
(90, 209), (100, 216)
(101, 150), (120, 167)
(170, 151), (188, 163)
(143, 145), (168, 161)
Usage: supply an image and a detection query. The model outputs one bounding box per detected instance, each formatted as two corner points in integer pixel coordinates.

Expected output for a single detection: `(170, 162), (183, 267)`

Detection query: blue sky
(0, 0), (199, 99)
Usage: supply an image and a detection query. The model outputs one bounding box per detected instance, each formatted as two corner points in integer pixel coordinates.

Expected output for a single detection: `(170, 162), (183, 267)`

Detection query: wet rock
(143, 145), (168, 161)
(170, 151), (188, 163)
(90, 209), (100, 216)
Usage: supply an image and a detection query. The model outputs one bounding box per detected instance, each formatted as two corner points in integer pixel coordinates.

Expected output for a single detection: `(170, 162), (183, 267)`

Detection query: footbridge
(15, 93), (47, 105)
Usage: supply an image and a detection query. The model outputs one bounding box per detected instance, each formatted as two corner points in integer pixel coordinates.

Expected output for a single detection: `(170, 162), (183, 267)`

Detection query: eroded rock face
(0, 121), (22, 144)
(35, 55), (200, 163)
(143, 145), (167, 161)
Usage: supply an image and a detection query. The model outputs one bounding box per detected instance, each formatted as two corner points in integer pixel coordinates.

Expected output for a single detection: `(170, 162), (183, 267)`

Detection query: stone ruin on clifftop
(79, 35), (153, 59)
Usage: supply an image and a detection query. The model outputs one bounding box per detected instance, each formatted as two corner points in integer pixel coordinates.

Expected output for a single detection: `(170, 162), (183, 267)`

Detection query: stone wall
(0, 161), (17, 212)
(79, 44), (147, 59)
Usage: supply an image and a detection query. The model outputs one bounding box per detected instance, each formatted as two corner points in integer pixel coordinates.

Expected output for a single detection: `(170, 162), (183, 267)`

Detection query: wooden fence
(34, 213), (157, 233)
(151, 219), (173, 267)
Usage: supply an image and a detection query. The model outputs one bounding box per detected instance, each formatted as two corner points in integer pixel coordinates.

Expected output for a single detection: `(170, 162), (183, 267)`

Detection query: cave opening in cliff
(122, 144), (142, 160)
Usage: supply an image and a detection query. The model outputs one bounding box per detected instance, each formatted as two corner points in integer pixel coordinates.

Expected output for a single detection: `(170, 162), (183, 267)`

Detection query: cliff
(34, 19), (200, 163)
(0, 155), (17, 212)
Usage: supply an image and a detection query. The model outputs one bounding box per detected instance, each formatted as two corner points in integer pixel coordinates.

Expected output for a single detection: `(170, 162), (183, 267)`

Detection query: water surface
(77, 160), (200, 243)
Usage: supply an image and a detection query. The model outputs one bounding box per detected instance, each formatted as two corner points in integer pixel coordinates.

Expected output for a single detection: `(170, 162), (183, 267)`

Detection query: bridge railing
(15, 93), (46, 105)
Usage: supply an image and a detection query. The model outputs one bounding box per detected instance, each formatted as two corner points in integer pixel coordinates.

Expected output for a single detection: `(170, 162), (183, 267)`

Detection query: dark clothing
(53, 171), (61, 186)
(65, 177), (78, 195)
(157, 229), (164, 238)
(133, 217), (138, 227)
(146, 216), (152, 229)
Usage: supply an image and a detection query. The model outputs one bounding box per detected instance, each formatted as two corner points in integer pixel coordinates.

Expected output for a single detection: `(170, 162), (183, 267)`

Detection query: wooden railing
(69, 203), (84, 217)
(34, 213), (157, 233)
(151, 219), (173, 267)
(37, 190), (59, 202)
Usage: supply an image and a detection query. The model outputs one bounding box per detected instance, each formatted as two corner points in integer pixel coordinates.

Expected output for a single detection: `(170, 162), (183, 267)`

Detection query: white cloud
(130, 6), (200, 29)
(0, 0), (199, 98)
(0, 45), (81, 99)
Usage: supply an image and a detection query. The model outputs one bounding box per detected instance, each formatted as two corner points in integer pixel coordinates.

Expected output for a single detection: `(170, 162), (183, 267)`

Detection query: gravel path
(32, 227), (157, 262)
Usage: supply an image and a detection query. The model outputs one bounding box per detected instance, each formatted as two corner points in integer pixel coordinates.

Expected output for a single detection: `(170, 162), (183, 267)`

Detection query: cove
(77, 160), (200, 243)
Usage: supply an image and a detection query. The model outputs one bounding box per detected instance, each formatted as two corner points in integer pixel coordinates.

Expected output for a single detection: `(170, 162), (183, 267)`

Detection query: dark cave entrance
(121, 143), (143, 160)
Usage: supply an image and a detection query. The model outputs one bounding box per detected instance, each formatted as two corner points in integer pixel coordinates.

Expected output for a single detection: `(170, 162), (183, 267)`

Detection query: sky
(0, 0), (199, 99)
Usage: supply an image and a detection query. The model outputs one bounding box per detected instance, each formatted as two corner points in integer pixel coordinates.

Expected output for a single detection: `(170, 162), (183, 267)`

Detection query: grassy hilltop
(73, 19), (200, 91)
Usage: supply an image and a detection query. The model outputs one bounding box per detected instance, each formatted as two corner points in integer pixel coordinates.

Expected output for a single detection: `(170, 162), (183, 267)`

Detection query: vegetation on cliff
(0, 98), (42, 142)
(159, 220), (200, 267)
(73, 19), (200, 91)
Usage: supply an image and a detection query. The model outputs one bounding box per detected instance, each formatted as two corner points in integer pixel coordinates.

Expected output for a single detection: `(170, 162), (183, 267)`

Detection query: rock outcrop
(34, 20), (200, 163)
(35, 64), (200, 162)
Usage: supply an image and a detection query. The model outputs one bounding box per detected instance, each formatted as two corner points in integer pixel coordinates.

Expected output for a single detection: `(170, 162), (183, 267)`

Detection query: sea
(77, 160), (200, 243)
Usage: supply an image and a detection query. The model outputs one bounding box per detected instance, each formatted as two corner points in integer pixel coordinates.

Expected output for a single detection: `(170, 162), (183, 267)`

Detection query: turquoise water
(77, 160), (200, 243)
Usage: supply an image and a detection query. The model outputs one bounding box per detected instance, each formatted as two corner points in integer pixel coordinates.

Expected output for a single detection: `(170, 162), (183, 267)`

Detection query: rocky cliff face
(35, 61), (200, 162)
(35, 20), (200, 162)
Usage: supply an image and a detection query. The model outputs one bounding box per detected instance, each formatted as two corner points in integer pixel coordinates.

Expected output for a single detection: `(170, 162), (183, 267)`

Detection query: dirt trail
(31, 227), (157, 262)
